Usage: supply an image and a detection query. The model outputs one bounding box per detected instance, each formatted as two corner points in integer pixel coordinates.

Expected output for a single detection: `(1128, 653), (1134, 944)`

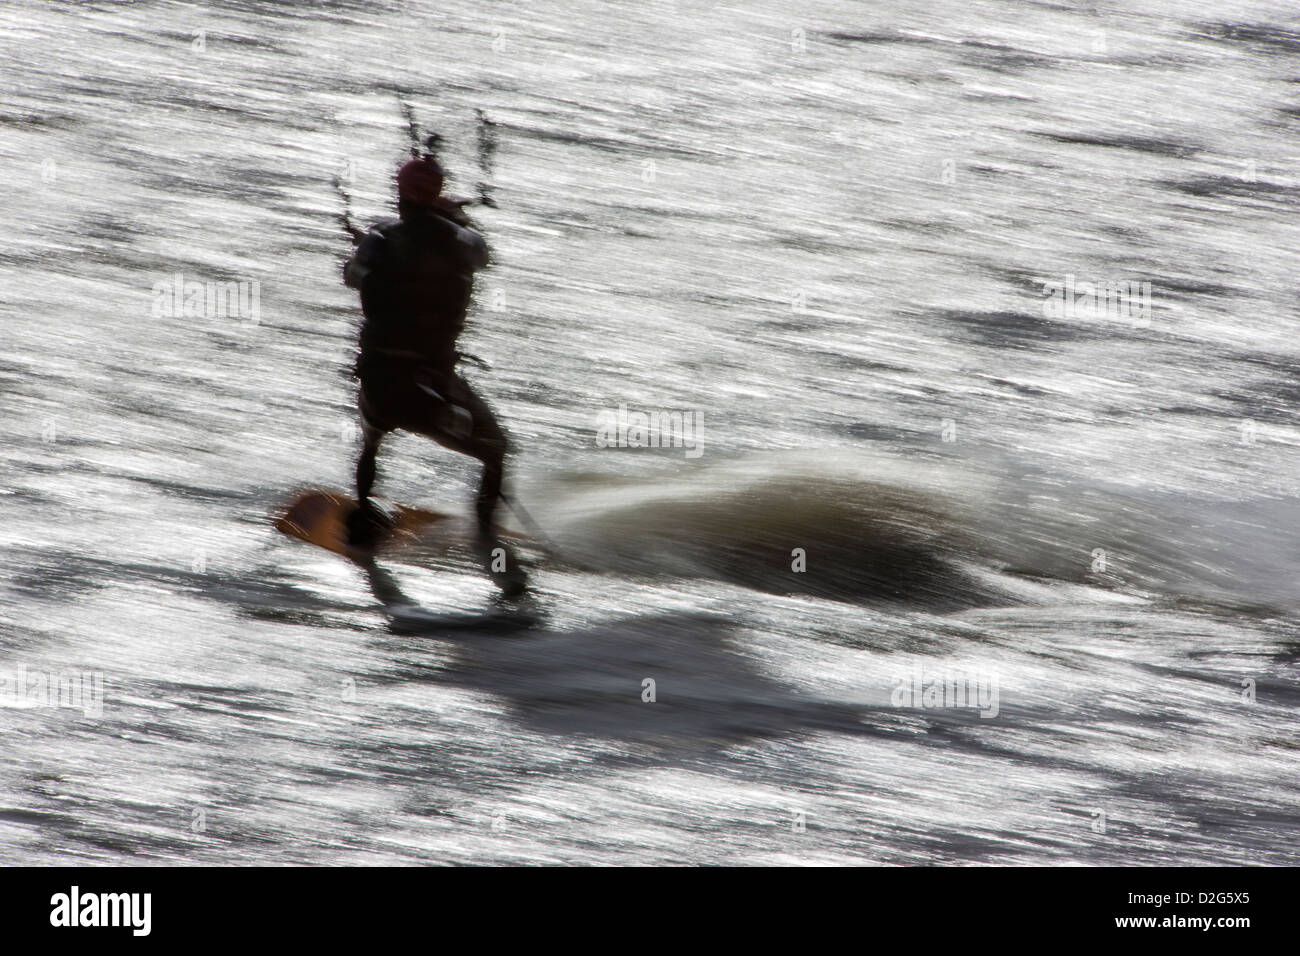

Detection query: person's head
(396, 157), (445, 218)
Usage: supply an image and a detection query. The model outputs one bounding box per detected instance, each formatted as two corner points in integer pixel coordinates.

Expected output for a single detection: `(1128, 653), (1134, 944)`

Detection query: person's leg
(403, 371), (508, 530)
(403, 371), (526, 594)
(455, 396), (507, 538)
(346, 390), (393, 549)
(355, 424), (382, 503)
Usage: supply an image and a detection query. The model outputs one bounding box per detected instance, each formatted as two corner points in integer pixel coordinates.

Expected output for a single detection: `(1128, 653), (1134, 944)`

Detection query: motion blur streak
(1, 0), (1298, 864)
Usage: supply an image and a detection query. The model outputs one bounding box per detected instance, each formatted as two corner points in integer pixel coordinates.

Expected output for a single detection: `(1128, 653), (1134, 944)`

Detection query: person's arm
(453, 222), (490, 271)
(426, 204), (490, 273)
(343, 228), (386, 289)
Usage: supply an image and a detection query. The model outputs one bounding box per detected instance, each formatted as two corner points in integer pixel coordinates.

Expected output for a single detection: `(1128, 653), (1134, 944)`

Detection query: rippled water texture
(2, 0), (1298, 864)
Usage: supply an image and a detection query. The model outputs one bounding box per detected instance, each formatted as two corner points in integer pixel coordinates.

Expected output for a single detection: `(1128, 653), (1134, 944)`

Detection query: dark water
(2, 0), (1299, 864)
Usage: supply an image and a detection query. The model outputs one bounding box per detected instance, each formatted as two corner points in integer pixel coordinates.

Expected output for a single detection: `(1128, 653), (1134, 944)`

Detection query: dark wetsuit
(344, 204), (506, 533)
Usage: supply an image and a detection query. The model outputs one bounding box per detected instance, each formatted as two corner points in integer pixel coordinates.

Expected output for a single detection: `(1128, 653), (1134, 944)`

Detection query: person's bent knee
(473, 430), (509, 469)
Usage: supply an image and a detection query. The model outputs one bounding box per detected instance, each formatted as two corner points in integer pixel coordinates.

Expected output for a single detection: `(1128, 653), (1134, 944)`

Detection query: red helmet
(396, 157), (445, 207)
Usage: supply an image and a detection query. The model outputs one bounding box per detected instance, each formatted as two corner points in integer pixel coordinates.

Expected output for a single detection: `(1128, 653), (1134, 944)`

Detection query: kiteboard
(274, 488), (541, 631)
(274, 488), (452, 561)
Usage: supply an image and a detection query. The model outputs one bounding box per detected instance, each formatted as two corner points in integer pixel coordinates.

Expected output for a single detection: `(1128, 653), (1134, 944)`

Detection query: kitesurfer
(342, 154), (525, 596)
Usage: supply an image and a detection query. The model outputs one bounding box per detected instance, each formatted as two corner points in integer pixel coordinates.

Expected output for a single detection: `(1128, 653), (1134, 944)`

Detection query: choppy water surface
(2, 0), (1299, 864)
